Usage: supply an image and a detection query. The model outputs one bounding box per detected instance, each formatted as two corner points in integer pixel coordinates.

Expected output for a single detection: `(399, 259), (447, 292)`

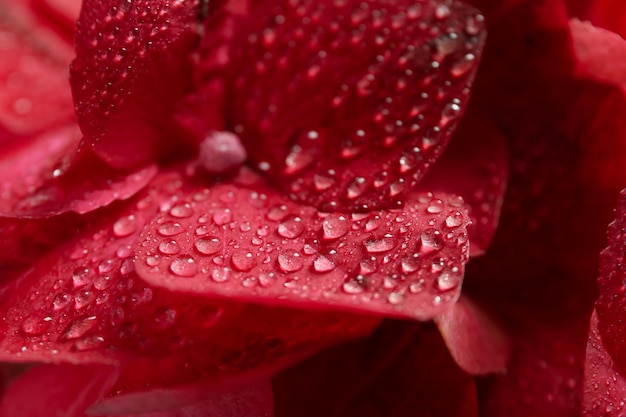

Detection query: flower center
(197, 131), (247, 174)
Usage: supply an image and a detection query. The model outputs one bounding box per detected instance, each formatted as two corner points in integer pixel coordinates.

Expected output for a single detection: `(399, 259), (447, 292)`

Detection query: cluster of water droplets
(226, 0), (486, 212)
(137, 184), (470, 317)
(9, 175), (224, 357)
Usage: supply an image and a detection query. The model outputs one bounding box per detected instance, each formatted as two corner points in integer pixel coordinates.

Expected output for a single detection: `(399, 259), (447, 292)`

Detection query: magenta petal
(583, 311), (626, 416)
(135, 171), (471, 320)
(274, 321), (478, 417)
(219, 0), (486, 212)
(435, 295), (510, 375)
(90, 380), (273, 417)
(70, 0), (201, 169)
(0, 364), (119, 417)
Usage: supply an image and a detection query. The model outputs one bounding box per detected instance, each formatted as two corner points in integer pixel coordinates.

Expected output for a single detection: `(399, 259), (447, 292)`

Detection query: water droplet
(116, 244), (133, 259)
(364, 234), (396, 253)
(437, 271), (460, 291)
(146, 255), (161, 267)
(267, 205), (288, 221)
(62, 316), (97, 340)
(53, 292), (72, 310)
(314, 173), (335, 191)
(158, 240), (181, 255)
(277, 215), (304, 238)
(401, 254), (421, 273)
(259, 272), (277, 287)
(194, 237), (222, 255)
(313, 254), (336, 273)
(170, 256), (198, 277)
(72, 267), (94, 288)
(360, 257), (378, 275)
(283, 145), (314, 174)
(231, 250), (256, 272)
(277, 250), (304, 272)
(445, 211), (463, 228)
(426, 199), (444, 214)
(409, 280), (425, 293)
(154, 308), (177, 329)
(211, 267), (231, 283)
(21, 313), (50, 336)
(387, 292), (404, 305)
(213, 208), (233, 225)
(157, 221), (184, 236)
(421, 229), (443, 253)
(323, 214), (350, 240)
(346, 177), (367, 199)
(342, 279), (365, 294)
(170, 203), (194, 218)
(113, 215), (137, 237)
(74, 335), (105, 351)
(74, 290), (94, 310)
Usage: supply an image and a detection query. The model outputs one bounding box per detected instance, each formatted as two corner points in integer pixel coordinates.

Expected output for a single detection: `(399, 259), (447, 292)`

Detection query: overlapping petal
(218, 0), (486, 212)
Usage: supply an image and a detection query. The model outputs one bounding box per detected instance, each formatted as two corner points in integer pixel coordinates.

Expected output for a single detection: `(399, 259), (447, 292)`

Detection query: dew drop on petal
(277, 215), (304, 238)
(322, 214), (350, 240)
(113, 215), (137, 237)
(364, 234), (397, 253)
(278, 250), (304, 272)
(194, 237), (222, 255)
(170, 256), (198, 277)
(157, 221), (184, 236)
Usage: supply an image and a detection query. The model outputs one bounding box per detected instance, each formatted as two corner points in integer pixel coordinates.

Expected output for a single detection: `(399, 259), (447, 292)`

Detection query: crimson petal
(0, 171), (376, 388)
(416, 107), (508, 256)
(596, 189), (626, 376)
(274, 321), (478, 417)
(70, 0), (201, 169)
(583, 311), (626, 417)
(0, 1), (75, 140)
(217, 0), (486, 212)
(0, 364), (119, 417)
(135, 170), (471, 320)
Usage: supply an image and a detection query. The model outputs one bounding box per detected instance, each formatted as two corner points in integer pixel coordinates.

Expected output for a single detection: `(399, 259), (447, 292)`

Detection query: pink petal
(0, 126), (158, 217)
(135, 170), (471, 320)
(274, 321), (478, 417)
(0, 364), (119, 417)
(213, 0), (486, 212)
(70, 0), (201, 169)
(416, 107), (508, 256)
(91, 380), (273, 417)
(31, 0), (82, 38)
(568, 0), (626, 39)
(435, 295), (510, 375)
(0, 171), (377, 385)
(583, 311), (626, 417)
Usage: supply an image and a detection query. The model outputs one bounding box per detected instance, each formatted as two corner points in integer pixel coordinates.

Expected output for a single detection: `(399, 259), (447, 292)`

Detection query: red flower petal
(568, 0), (626, 39)
(273, 321), (478, 417)
(0, 364), (119, 417)
(102, 380), (274, 417)
(0, 4), (75, 139)
(435, 295), (510, 375)
(216, 0), (485, 212)
(0, 171), (377, 388)
(0, 126), (158, 217)
(583, 311), (626, 417)
(417, 106), (508, 256)
(31, 0), (81, 38)
(70, 0), (201, 169)
(135, 170), (471, 320)
(596, 189), (626, 376)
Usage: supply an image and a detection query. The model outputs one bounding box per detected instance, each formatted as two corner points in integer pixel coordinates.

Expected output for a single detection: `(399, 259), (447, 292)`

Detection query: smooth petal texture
(70, 0), (201, 169)
(435, 295), (510, 375)
(274, 321), (478, 417)
(416, 106), (508, 256)
(135, 170), (471, 320)
(583, 311), (626, 417)
(0, 364), (119, 417)
(596, 189), (626, 376)
(0, 129), (158, 217)
(92, 380), (273, 417)
(0, 0), (75, 140)
(219, 0), (486, 212)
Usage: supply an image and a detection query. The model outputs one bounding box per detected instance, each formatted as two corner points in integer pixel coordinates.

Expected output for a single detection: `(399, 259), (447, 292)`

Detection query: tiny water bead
(169, 256), (198, 277)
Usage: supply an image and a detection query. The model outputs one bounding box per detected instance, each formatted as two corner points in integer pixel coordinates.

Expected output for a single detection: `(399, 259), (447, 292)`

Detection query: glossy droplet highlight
(277, 215), (304, 238)
(194, 237), (222, 255)
(231, 250), (256, 272)
(323, 214), (350, 239)
(364, 234), (396, 253)
(113, 215), (137, 237)
(278, 250), (305, 272)
(170, 256), (198, 277)
(157, 221), (184, 236)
